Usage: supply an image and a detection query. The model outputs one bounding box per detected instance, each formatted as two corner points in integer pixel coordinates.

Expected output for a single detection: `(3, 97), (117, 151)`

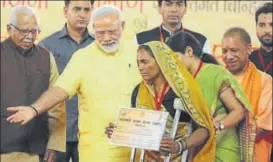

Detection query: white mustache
(262, 34), (272, 38)
(102, 42), (117, 46)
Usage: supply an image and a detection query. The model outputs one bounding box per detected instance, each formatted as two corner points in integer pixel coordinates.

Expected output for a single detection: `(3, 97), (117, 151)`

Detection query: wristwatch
(219, 121), (225, 131)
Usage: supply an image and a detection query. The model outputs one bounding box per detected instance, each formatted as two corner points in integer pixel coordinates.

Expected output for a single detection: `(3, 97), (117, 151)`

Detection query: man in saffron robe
(222, 27), (272, 162)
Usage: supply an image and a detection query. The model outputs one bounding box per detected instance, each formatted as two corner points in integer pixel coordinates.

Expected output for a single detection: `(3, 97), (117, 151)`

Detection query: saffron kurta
(234, 62), (272, 162)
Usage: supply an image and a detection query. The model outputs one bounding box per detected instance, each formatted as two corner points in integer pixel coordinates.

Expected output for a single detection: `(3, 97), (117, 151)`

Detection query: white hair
(9, 5), (39, 26)
(91, 5), (124, 24)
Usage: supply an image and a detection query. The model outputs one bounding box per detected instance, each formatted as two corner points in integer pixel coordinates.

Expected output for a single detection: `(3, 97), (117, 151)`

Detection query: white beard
(97, 41), (120, 53)
(95, 31), (123, 54)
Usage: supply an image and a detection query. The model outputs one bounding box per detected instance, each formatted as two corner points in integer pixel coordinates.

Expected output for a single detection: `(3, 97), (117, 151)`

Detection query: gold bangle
(177, 141), (183, 154)
(184, 140), (188, 151)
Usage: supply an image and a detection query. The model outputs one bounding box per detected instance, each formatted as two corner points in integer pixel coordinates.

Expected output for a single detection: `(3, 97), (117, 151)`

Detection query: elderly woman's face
(137, 49), (161, 83)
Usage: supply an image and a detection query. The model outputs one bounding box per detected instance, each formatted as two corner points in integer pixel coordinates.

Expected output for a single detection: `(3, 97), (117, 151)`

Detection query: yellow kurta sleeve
(46, 52), (66, 152)
(53, 51), (82, 99)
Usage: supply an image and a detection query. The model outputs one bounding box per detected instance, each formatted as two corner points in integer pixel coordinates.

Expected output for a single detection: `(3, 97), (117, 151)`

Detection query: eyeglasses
(95, 29), (119, 38)
(10, 24), (41, 36)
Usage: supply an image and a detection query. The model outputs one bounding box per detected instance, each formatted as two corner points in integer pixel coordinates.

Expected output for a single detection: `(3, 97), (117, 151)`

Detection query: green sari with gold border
(195, 64), (256, 162)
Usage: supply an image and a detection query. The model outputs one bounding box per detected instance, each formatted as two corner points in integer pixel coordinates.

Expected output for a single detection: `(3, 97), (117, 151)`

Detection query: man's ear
(185, 46), (194, 57)
(63, 6), (68, 19)
(183, 5), (187, 15)
(121, 21), (125, 31)
(246, 44), (253, 56)
(157, 5), (162, 15)
(7, 24), (12, 35)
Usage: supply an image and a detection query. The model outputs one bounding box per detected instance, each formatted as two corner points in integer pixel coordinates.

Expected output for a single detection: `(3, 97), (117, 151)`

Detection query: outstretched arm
(7, 50), (83, 125)
(7, 86), (68, 125)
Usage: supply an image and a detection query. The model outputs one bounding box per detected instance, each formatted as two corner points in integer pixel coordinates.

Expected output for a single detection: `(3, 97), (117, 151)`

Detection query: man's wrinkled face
(158, 0), (186, 26)
(256, 13), (272, 47)
(7, 12), (40, 50)
(222, 36), (252, 75)
(64, 1), (92, 30)
(93, 13), (124, 53)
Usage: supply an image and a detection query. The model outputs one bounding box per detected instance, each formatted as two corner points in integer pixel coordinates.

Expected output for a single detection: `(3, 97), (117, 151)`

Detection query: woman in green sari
(106, 41), (216, 162)
(166, 32), (256, 162)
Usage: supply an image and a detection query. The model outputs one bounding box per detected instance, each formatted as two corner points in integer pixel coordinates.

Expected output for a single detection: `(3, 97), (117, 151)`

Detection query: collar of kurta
(260, 47), (273, 58)
(161, 23), (183, 35)
(7, 37), (34, 57)
(58, 23), (94, 44)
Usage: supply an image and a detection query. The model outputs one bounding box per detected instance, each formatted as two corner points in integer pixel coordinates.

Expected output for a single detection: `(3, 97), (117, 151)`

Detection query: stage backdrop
(1, 0), (271, 61)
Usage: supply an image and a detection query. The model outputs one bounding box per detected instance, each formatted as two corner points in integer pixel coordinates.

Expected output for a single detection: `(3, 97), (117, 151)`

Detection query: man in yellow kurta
(222, 27), (272, 162)
(6, 5), (141, 162)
